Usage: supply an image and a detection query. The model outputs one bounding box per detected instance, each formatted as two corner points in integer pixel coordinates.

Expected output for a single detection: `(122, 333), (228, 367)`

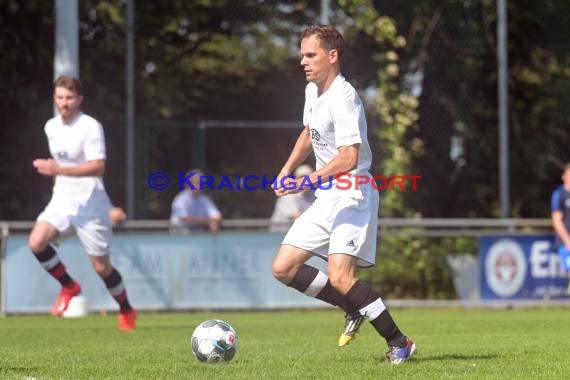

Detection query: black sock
(370, 311), (407, 347)
(288, 265), (345, 308)
(33, 245), (73, 286)
(103, 268), (133, 312)
(345, 280), (406, 347)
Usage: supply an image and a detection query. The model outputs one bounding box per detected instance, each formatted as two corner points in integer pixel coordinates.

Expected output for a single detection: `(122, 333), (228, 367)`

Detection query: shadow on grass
(0, 365), (41, 374)
(415, 353), (498, 362)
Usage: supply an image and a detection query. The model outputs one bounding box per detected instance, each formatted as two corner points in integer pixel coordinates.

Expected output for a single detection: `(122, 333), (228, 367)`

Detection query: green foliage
(0, 0), (57, 218)
(340, 0), (422, 218)
(339, 0), (453, 298)
(338, 0), (570, 297)
(0, 1), (569, 299)
(361, 235), (476, 299)
(133, 0), (314, 120)
(507, 1), (570, 216)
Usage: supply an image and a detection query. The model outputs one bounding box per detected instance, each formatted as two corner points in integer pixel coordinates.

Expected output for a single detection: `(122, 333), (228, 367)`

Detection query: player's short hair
(300, 25), (345, 59)
(54, 75), (83, 96)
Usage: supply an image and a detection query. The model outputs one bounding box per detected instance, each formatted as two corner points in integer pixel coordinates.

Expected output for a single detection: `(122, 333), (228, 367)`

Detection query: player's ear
(329, 49), (339, 64)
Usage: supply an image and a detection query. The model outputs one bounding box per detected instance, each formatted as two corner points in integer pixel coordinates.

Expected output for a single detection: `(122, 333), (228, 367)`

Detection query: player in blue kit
(551, 163), (570, 294)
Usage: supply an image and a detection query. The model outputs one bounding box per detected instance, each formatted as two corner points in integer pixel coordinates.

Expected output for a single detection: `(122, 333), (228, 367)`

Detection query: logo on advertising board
(485, 239), (527, 298)
(480, 235), (569, 300)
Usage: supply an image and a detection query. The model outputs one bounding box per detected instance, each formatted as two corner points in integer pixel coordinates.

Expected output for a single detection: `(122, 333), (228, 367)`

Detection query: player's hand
(109, 207), (127, 226)
(273, 173), (295, 196)
(33, 158), (59, 176)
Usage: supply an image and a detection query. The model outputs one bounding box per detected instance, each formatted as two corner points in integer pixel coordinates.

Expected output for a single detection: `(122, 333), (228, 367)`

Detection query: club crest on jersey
(310, 129), (320, 141)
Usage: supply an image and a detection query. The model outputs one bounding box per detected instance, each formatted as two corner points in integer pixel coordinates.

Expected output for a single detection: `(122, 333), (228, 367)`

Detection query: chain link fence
(136, 1), (570, 220)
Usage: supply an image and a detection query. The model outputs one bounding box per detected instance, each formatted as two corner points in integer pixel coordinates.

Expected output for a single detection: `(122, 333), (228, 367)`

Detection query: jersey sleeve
(331, 90), (363, 148)
(552, 187), (562, 212)
(204, 196), (222, 218)
(303, 83), (316, 127)
(84, 121), (107, 161)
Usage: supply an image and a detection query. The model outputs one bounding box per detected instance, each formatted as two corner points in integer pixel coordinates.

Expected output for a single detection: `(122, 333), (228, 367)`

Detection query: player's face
(54, 86), (83, 123)
(563, 168), (570, 185)
(300, 35), (336, 87)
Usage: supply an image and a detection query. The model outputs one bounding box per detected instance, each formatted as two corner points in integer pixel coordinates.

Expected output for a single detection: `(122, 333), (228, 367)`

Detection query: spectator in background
(551, 163), (570, 295)
(170, 169), (223, 233)
(269, 164), (315, 232)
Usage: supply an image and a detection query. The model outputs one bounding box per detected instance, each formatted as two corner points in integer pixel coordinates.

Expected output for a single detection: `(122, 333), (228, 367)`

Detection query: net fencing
(133, 1), (570, 220)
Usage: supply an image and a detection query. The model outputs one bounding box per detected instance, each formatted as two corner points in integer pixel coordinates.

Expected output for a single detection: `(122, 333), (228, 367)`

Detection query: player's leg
(272, 244), (347, 308)
(29, 219), (81, 316)
(328, 253), (415, 363)
(89, 255), (136, 330)
(272, 199), (350, 309)
(324, 253), (363, 345)
(329, 188), (415, 363)
(557, 246), (570, 295)
(76, 217), (136, 330)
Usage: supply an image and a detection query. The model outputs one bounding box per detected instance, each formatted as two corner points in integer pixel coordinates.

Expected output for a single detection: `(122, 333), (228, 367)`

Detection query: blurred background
(1, 0), (569, 220)
(1, 0), (569, 301)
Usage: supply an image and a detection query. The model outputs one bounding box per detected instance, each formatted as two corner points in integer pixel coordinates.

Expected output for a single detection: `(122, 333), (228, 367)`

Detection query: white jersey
(283, 75), (379, 266)
(303, 74), (372, 180)
(38, 111), (112, 255)
(45, 112), (108, 204)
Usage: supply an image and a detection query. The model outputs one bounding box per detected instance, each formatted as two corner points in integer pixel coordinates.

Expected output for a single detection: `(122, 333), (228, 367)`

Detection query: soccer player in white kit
(271, 26), (415, 364)
(29, 76), (137, 330)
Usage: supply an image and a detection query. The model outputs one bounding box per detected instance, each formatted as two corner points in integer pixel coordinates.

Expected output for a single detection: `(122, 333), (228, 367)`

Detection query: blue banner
(4, 232), (329, 313)
(479, 235), (568, 300)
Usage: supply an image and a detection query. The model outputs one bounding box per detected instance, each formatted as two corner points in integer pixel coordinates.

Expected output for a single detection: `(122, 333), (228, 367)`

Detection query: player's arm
(310, 144), (358, 183)
(284, 88), (361, 191)
(33, 158), (106, 177)
(278, 144), (358, 196)
(552, 210), (570, 249)
(274, 127), (313, 194)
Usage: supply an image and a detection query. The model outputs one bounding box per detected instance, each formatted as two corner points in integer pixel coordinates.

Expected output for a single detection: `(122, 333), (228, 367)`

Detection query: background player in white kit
(29, 75), (137, 330)
(271, 26), (415, 364)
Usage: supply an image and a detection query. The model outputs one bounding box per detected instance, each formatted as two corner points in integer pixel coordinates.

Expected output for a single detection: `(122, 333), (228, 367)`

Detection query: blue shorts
(558, 246), (570, 273)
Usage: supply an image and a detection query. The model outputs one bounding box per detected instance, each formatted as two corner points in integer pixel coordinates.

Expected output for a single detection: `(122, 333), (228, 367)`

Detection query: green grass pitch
(0, 308), (568, 379)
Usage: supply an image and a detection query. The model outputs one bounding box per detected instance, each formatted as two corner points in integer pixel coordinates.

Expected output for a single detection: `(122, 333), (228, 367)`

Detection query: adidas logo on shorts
(346, 239), (356, 248)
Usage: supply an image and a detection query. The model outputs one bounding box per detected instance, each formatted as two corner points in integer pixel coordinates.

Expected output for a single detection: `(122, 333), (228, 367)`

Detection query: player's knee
(272, 259), (300, 285)
(28, 234), (48, 254)
(271, 260), (288, 283)
(92, 260), (112, 277)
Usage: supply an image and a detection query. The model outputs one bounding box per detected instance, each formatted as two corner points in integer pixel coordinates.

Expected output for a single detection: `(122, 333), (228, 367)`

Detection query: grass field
(0, 308), (569, 379)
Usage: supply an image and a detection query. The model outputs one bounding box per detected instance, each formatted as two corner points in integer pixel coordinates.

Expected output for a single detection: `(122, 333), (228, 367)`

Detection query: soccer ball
(191, 319), (238, 363)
